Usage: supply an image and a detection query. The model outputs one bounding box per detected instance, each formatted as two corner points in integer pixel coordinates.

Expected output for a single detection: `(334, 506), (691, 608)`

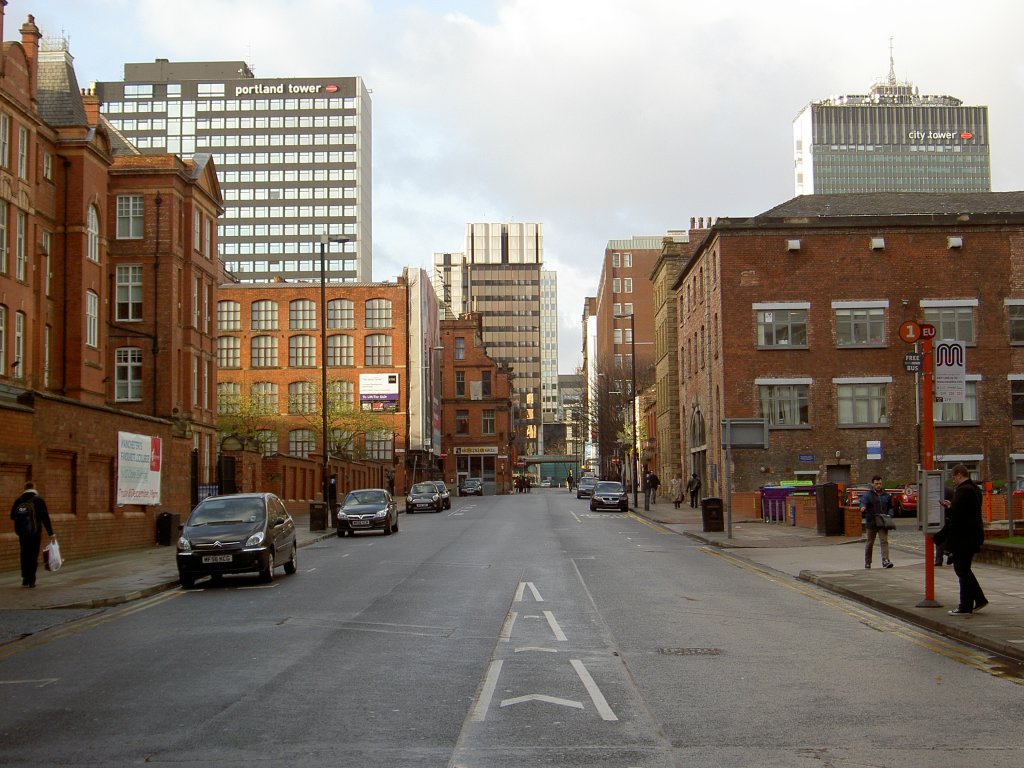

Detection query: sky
(18, 0), (1024, 375)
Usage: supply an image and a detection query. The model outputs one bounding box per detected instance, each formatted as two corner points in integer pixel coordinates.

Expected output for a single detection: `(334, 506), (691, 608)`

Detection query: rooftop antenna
(888, 36), (897, 86)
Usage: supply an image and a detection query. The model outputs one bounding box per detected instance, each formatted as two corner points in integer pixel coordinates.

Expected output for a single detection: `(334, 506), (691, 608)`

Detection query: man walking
(936, 465), (987, 615)
(859, 475), (894, 569)
(10, 481), (55, 588)
(686, 473), (702, 508)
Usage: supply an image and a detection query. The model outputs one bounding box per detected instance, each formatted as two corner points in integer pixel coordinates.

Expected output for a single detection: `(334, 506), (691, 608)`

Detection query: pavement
(2, 498), (1023, 665)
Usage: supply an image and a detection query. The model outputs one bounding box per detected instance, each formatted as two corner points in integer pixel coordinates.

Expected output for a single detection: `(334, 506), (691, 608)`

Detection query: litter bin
(815, 482), (843, 535)
(309, 501), (329, 532)
(156, 511), (180, 546)
(701, 497), (724, 532)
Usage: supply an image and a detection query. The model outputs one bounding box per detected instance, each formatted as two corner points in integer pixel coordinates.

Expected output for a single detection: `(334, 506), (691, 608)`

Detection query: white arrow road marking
(514, 581), (544, 602)
(571, 659), (618, 721)
(469, 660), (503, 721)
(543, 610), (567, 641)
(498, 611), (517, 642)
(500, 694), (584, 710)
(514, 646), (558, 653)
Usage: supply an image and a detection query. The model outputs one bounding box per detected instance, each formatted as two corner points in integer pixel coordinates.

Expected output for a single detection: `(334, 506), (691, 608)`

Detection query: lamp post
(320, 235), (350, 518)
(614, 312), (639, 508)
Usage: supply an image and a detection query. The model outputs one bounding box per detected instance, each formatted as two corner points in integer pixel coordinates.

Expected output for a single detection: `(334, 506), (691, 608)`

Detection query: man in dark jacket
(859, 475), (894, 569)
(9, 481), (55, 588)
(935, 465), (987, 615)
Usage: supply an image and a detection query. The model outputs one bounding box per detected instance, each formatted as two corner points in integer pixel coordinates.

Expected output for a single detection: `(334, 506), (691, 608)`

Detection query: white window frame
(756, 377), (812, 428)
(115, 265), (143, 321)
(833, 300), (888, 347)
(834, 376), (890, 426)
(755, 302), (810, 349)
(115, 347), (143, 401)
(116, 195), (144, 240)
(85, 291), (99, 348)
(87, 205), (101, 261)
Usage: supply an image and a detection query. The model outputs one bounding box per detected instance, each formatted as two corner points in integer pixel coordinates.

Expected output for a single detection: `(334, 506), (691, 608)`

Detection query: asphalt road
(1, 491), (1022, 767)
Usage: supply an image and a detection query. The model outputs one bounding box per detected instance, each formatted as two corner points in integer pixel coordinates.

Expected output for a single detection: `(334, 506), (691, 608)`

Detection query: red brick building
(438, 314), (513, 494)
(676, 192), (1024, 498)
(1, 10), (224, 570)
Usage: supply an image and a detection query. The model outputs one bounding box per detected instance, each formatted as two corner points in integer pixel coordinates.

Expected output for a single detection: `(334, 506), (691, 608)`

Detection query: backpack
(13, 500), (37, 537)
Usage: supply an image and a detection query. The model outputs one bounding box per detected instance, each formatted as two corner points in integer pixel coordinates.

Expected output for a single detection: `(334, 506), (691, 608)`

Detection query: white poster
(116, 432), (163, 505)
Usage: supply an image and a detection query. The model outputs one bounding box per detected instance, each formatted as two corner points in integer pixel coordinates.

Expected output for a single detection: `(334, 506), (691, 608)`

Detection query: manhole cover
(659, 647), (722, 656)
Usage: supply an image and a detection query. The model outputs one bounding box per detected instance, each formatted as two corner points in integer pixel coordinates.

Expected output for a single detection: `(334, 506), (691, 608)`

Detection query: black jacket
(10, 490), (53, 539)
(934, 478), (983, 556)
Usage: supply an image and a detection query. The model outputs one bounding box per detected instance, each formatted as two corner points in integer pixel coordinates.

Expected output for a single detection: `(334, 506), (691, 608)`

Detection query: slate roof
(757, 192), (1024, 220)
(37, 49), (87, 127)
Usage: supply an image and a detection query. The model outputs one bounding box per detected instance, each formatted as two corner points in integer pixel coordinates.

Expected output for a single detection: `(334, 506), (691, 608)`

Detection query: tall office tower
(433, 223), (544, 461)
(793, 55), (989, 195)
(95, 61), (371, 282)
(540, 270), (560, 430)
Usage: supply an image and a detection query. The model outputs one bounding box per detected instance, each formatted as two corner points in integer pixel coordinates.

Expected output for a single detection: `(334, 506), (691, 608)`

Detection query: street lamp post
(320, 235), (350, 520)
(615, 312), (639, 508)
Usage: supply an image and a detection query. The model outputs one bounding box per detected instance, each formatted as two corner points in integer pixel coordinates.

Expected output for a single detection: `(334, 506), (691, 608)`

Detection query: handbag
(44, 538), (63, 572)
(875, 514), (896, 531)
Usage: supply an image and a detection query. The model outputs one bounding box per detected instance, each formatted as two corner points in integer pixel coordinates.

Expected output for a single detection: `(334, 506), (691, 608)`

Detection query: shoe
(934, 557), (943, 567)
(864, 564), (871, 569)
(882, 560), (894, 569)
(973, 600), (989, 613)
(948, 608), (972, 615)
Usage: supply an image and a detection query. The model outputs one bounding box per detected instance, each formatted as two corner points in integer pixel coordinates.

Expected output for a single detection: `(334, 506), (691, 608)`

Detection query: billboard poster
(116, 431), (162, 505)
(360, 373), (399, 412)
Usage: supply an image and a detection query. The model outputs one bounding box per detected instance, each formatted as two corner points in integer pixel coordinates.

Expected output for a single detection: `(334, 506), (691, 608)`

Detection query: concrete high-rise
(793, 56), (989, 195)
(95, 61), (371, 282)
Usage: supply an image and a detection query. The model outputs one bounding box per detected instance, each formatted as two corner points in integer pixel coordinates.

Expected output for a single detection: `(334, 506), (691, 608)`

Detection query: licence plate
(202, 554), (232, 564)
(351, 519), (370, 527)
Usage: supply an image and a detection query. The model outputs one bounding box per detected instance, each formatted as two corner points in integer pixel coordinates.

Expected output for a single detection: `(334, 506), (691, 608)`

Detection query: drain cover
(659, 647), (722, 656)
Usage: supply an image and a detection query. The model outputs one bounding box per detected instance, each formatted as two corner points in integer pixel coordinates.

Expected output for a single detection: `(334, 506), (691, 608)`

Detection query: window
(482, 409), (496, 435)
(623, 253), (632, 268)
(365, 298), (392, 328)
(365, 334), (392, 365)
(14, 211), (26, 280)
(204, 216), (212, 258)
(328, 379), (354, 409)
(116, 195), (144, 239)
(251, 335), (278, 367)
(455, 371), (465, 397)
(217, 336), (240, 368)
(330, 428), (354, 457)
(17, 126), (27, 179)
(13, 311), (24, 379)
(0, 306), (5, 375)
(251, 382), (278, 412)
(836, 380), (888, 426)
(116, 265), (143, 321)
(611, 253), (620, 268)
(623, 303), (633, 316)
(614, 328), (622, 345)
(251, 300), (279, 330)
(85, 291), (99, 348)
(289, 299), (317, 329)
(365, 430), (393, 461)
(217, 382), (241, 414)
(923, 302), (975, 343)
(0, 113), (9, 168)
(758, 382), (810, 427)
(456, 409), (469, 434)
(455, 337), (465, 360)
(218, 300), (240, 330)
(756, 305), (808, 348)
(1012, 379), (1024, 424)
(87, 205), (100, 262)
(256, 429), (278, 456)
(288, 429), (316, 458)
(934, 380), (978, 424)
(0, 201), (7, 274)
(42, 152), (52, 180)
(115, 347), (143, 401)
(624, 278), (633, 293)
(481, 370), (492, 397)
(288, 381), (316, 414)
(1008, 303), (1024, 344)
(328, 298), (354, 329)
(288, 335), (316, 366)
(327, 334), (354, 366)
(835, 305), (885, 347)
(193, 210), (201, 251)
(612, 278), (621, 293)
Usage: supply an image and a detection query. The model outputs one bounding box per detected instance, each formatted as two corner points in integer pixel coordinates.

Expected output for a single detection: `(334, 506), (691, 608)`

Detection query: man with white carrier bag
(9, 481), (56, 587)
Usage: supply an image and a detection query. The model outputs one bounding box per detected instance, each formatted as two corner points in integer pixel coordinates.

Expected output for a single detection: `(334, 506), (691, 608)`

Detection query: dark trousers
(952, 551), (986, 612)
(18, 533), (41, 586)
(690, 492), (699, 508)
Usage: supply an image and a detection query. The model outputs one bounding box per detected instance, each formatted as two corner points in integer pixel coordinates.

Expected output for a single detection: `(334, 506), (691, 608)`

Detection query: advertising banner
(116, 432), (162, 505)
(360, 373), (399, 412)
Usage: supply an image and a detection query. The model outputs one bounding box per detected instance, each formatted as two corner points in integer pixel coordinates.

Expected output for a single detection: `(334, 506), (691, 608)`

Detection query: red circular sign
(898, 321), (921, 343)
(920, 323), (936, 338)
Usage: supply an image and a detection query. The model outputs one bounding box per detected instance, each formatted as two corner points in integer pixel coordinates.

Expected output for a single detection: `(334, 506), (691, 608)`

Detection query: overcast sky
(21, 0), (1024, 374)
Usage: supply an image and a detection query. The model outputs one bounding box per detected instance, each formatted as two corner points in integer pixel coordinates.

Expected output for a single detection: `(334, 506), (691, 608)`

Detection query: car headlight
(374, 508), (388, 518)
(178, 536), (191, 552)
(406, 496), (413, 504)
(432, 494), (440, 501)
(245, 531), (266, 547)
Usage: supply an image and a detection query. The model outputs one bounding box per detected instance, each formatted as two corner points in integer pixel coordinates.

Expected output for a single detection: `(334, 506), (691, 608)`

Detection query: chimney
(81, 87), (101, 127)
(689, 217), (696, 230)
(20, 14), (42, 107)
(0, 1), (6, 48)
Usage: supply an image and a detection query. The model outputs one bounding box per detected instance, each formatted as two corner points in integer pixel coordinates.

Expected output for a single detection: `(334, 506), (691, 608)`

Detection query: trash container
(156, 511), (180, 546)
(701, 497), (724, 532)
(309, 501), (329, 532)
(815, 482), (843, 535)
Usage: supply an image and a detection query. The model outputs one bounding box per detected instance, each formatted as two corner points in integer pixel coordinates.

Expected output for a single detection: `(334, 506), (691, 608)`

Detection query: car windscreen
(595, 482), (622, 494)
(411, 483), (436, 494)
(189, 498), (266, 525)
(345, 490), (386, 506)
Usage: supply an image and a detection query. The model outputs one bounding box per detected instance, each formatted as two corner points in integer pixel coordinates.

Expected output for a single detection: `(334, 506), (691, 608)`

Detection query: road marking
(569, 510), (582, 523)
(469, 659), (503, 721)
(501, 693), (583, 710)
(498, 611), (517, 642)
(514, 581), (544, 602)
(626, 512), (671, 533)
(0, 678), (58, 688)
(543, 610), (568, 641)
(571, 659), (618, 721)
(514, 646), (558, 653)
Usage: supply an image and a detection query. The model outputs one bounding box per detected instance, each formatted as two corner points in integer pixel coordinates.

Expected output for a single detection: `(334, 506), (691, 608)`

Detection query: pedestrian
(669, 473), (683, 509)
(935, 465), (987, 615)
(859, 475), (895, 569)
(647, 471), (660, 505)
(10, 481), (55, 588)
(567, 473), (575, 492)
(686, 473), (702, 508)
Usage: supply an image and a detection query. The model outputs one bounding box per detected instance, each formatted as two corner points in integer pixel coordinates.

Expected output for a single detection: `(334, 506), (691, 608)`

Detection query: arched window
(365, 299), (392, 328)
(327, 334), (354, 366)
(328, 298), (354, 329)
(365, 334), (392, 365)
(288, 334), (316, 366)
(87, 205), (100, 262)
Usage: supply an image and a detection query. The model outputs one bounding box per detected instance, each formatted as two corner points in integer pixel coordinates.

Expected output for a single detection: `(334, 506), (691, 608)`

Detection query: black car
(429, 480), (452, 510)
(590, 481), (629, 512)
(336, 489), (399, 536)
(576, 476), (598, 499)
(460, 478), (484, 496)
(406, 482), (444, 513)
(176, 492), (298, 588)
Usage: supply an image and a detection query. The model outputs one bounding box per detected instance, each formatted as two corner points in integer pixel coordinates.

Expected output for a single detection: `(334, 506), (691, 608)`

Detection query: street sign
(903, 352), (922, 372)
(898, 321), (921, 343)
(920, 323), (936, 339)
(934, 340), (966, 403)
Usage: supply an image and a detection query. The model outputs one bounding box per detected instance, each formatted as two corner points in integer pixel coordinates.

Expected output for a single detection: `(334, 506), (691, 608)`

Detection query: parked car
(590, 481), (629, 512)
(429, 480), (452, 510)
(540, 476), (552, 488)
(337, 488), (399, 536)
(576, 476), (598, 499)
(177, 492), (298, 588)
(844, 484), (909, 516)
(897, 483), (918, 516)
(460, 478), (484, 496)
(406, 482), (444, 513)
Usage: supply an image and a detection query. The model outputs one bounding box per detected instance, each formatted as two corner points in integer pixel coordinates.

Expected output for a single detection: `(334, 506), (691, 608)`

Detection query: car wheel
(179, 574), (196, 589)
(590, 504), (597, 511)
(337, 527), (345, 537)
(383, 520), (393, 535)
(260, 551), (275, 583)
(284, 543), (298, 575)
(393, 516), (400, 533)
(406, 507), (414, 514)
